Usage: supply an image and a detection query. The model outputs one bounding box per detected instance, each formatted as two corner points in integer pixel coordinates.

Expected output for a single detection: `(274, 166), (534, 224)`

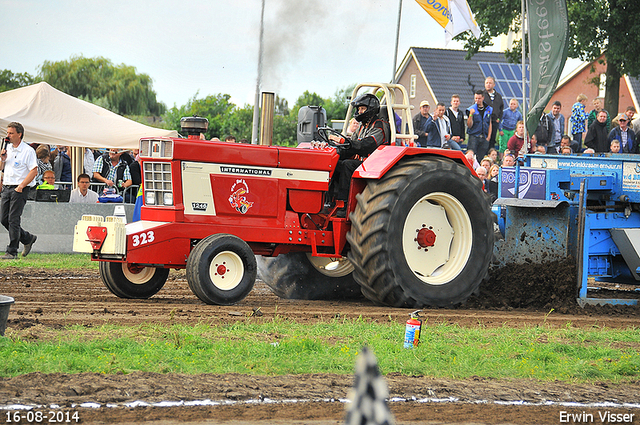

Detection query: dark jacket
(341, 117), (390, 159)
(483, 90), (504, 123)
(413, 112), (432, 147)
(608, 127), (637, 153)
(425, 116), (451, 148)
(585, 120), (610, 153)
(93, 153), (129, 187)
(445, 107), (465, 140)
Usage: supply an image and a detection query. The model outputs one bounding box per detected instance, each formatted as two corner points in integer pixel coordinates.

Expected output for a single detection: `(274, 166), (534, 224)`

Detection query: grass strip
(0, 254), (98, 269)
(1, 320), (638, 383)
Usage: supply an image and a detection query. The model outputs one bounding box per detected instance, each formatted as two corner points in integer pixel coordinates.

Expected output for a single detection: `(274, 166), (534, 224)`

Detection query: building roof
(410, 47), (527, 108)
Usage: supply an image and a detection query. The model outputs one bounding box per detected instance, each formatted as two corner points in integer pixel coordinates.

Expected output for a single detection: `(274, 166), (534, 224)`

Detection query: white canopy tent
(0, 82), (178, 149)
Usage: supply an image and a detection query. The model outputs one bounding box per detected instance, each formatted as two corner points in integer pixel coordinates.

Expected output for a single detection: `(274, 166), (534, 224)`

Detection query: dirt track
(0, 267), (639, 424)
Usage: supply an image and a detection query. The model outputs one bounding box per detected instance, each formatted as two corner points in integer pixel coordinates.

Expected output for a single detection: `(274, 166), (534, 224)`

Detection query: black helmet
(351, 93), (380, 123)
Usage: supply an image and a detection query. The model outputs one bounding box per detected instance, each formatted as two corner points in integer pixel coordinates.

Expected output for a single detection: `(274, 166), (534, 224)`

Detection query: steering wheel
(317, 127), (352, 150)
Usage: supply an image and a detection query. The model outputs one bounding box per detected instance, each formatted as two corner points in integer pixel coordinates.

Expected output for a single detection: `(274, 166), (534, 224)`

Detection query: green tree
(323, 84), (356, 122)
(0, 70), (38, 92)
(459, 0), (640, 114)
(38, 55), (165, 116)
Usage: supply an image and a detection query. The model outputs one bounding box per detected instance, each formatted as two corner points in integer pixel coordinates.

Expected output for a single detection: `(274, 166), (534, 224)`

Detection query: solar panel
(478, 61), (530, 111)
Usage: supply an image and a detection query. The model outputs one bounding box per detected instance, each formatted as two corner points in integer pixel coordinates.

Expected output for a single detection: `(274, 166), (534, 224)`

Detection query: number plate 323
(131, 231), (155, 247)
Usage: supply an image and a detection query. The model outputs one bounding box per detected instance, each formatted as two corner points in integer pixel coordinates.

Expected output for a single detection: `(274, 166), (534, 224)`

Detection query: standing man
(466, 90), (493, 160)
(608, 113), (636, 153)
(445, 94), (465, 148)
(482, 76), (504, 147)
(0, 122), (38, 259)
(412, 100), (432, 147)
(547, 101), (565, 150)
(425, 103), (459, 149)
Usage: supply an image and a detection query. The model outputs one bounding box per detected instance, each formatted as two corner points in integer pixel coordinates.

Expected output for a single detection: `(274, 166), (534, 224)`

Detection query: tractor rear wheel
(257, 252), (362, 300)
(186, 234), (256, 305)
(100, 262), (169, 299)
(346, 156), (493, 307)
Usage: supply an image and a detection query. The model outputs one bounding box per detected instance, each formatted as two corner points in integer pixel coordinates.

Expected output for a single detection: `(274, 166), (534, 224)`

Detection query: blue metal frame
(495, 153), (640, 307)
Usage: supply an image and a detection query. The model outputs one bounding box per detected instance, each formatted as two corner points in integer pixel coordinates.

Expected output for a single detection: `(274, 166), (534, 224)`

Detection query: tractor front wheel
(100, 262), (169, 299)
(186, 234), (256, 305)
(347, 156), (493, 307)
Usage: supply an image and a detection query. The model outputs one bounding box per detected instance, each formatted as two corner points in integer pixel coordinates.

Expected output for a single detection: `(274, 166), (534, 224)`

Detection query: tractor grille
(143, 162), (173, 206)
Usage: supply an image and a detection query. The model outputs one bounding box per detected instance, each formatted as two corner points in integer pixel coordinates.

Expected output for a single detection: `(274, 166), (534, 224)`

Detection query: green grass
(1, 319), (638, 383)
(0, 253), (98, 269)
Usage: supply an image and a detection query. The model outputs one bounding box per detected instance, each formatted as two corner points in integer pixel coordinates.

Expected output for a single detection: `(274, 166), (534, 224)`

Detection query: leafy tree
(0, 70), (38, 92)
(459, 0), (640, 114)
(38, 55), (165, 116)
(324, 84), (356, 122)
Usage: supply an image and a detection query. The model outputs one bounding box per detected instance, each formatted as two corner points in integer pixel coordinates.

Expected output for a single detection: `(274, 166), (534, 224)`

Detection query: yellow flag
(415, 0), (480, 44)
(415, 0), (452, 29)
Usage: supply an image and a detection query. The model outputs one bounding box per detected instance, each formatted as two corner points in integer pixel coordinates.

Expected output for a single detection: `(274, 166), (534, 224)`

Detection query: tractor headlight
(163, 192), (173, 205)
(146, 191), (156, 205)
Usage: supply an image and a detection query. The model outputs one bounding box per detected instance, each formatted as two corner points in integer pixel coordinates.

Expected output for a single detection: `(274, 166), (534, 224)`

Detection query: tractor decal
(229, 179), (254, 214)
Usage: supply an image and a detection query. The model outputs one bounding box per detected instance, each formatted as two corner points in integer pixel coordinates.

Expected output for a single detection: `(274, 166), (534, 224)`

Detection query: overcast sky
(4, 0), (579, 109)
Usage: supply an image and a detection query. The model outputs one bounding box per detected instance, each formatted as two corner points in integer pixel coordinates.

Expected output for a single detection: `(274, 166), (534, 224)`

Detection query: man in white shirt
(0, 122), (38, 259)
(69, 173), (99, 204)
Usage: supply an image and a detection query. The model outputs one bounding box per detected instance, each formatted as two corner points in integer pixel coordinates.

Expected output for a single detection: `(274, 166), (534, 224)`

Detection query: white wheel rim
(122, 264), (155, 284)
(307, 253), (354, 277)
(402, 192), (473, 285)
(209, 251), (244, 290)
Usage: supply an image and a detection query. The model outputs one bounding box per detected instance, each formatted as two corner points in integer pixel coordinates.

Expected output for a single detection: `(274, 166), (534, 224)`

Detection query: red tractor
(73, 83), (493, 308)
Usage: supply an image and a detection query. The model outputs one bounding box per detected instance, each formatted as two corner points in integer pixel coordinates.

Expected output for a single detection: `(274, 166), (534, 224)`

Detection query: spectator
(239, 138), (250, 144)
(475, 165), (487, 180)
(560, 146), (573, 155)
(54, 145), (72, 189)
(587, 97), (610, 133)
(487, 148), (499, 164)
(533, 111), (553, 147)
(465, 149), (480, 170)
(585, 110), (610, 153)
(225, 135), (237, 143)
(466, 90), (493, 161)
(35, 144), (52, 186)
(554, 135), (579, 154)
(611, 106), (637, 129)
(529, 134), (538, 154)
(569, 94), (588, 147)
(36, 170), (57, 190)
(346, 118), (359, 137)
(547, 101), (565, 149)
(482, 76), (504, 146)
(412, 100), (432, 147)
(502, 152), (516, 166)
(211, 137), (221, 142)
(445, 95), (465, 147)
(487, 164), (499, 202)
(0, 122), (38, 259)
(535, 144), (547, 154)
(425, 102), (459, 149)
(92, 148), (133, 192)
(583, 148), (596, 154)
(608, 113), (636, 153)
(507, 121), (527, 159)
(499, 99), (523, 154)
(480, 157), (492, 173)
(83, 148), (95, 175)
(70, 173), (99, 204)
(610, 140), (621, 153)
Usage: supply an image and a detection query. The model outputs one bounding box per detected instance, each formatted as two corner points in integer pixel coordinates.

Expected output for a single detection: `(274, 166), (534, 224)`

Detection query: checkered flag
(344, 346), (395, 425)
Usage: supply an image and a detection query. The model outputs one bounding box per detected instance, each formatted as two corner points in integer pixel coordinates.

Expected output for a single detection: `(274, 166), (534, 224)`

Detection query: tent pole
(522, 0), (527, 142)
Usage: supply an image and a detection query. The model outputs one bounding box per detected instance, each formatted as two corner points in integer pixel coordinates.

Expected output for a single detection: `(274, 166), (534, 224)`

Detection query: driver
(324, 93), (390, 214)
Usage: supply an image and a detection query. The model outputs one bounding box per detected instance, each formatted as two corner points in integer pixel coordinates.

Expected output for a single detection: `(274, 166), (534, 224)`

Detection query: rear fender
(353, 145), (471, 180)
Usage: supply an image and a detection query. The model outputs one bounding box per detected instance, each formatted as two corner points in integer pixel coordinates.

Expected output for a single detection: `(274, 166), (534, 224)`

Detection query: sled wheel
(346, 156), (493, 307)
(99, 262), (169, 299)
(257, 252), (362, 300)
(186, 234), (256, 305)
